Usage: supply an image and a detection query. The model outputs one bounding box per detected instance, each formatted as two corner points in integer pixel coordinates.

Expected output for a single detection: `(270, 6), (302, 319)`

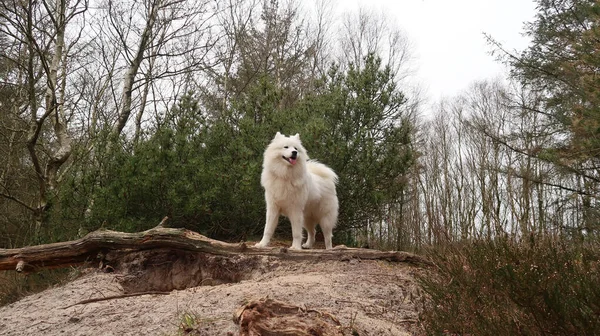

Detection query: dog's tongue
(289, 158), (297, 165)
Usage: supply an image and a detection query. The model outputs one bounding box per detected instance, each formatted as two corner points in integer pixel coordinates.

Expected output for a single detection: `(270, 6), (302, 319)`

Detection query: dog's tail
(307, 161), (338, 184)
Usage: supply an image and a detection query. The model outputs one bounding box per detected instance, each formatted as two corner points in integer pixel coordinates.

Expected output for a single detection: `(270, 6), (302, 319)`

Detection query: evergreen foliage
(508, 0), (600, 169)
(52, 55), (415, 245)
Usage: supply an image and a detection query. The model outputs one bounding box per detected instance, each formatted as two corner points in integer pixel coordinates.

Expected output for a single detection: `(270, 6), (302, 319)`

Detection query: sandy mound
(0, 256), (425, 335)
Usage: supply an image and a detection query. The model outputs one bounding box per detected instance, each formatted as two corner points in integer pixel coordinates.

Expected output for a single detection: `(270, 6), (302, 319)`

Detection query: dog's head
(265, 132), (307, 166)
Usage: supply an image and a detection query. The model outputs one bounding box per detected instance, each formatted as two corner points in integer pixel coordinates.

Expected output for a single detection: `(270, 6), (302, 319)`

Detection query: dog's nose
(291, 151), (297, 158)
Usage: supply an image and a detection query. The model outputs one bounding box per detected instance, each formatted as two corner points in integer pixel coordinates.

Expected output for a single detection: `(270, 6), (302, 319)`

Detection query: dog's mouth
(282, 154), (298, 165)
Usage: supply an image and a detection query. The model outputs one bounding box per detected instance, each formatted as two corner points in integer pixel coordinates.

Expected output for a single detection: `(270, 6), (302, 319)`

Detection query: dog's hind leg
(288, 211), (305, 250)
(302, 220), (316, 249)
(255, 202), (280, 248)
(320, 217), (335, 250)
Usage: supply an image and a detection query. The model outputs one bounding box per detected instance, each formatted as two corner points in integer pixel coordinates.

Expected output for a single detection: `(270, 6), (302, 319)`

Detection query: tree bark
(0, 227), (432, 272)
(110, 0), (160, 139)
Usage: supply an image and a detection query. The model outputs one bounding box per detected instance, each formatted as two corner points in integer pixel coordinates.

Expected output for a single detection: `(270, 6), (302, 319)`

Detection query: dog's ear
(292, 133), (300, 140)
(275, 132), (283, 139)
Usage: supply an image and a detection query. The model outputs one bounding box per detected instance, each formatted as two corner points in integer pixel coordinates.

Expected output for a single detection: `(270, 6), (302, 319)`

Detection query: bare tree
(96, 0), (220, 142)
(338, 7), (412, 80)
(0, 0), (88, 240)
(305, 0), (334, 86)
(205, 0), (321, 118)
(211, 0), (259, 114)
(417, 78), (590, 242)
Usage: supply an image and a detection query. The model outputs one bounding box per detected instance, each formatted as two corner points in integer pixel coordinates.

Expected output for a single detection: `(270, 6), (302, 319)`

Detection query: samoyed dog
(255, 132), (338, 250)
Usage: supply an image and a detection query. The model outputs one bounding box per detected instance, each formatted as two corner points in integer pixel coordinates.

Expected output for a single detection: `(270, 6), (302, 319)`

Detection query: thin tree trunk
(111, 0), (161, 139)
(45, 0), (72, 192)
(20, 0), (72, 240)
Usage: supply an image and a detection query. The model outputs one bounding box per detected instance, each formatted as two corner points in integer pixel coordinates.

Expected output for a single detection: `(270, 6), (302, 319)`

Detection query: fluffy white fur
(255, 132), (339, 250)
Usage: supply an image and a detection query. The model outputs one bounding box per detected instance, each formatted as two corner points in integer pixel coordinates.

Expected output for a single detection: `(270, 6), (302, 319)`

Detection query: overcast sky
(337, 0), (538, 99)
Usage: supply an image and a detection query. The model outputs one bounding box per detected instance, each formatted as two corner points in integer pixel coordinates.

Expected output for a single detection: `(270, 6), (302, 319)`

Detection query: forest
(1, 0), (599, 334)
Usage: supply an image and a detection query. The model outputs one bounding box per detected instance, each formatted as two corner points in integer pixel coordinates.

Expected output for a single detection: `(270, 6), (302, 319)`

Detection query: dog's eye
(284, 146), (289, 149)
(294, 147), (297, 150)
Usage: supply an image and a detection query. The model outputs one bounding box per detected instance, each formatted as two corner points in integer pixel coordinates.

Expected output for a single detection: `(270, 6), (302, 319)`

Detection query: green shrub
(419, 237), (600, 335)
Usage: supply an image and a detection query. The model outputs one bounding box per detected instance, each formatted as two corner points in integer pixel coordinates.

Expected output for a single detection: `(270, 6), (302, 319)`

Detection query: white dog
(255, 132), (338, 250)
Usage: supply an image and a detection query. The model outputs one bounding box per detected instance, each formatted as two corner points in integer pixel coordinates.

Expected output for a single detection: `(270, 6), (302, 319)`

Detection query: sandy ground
(0, 257), (426, 335)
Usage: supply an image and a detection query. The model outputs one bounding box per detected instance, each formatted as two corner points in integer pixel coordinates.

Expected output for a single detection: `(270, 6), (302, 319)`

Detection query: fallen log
(0, 226), (432, 273)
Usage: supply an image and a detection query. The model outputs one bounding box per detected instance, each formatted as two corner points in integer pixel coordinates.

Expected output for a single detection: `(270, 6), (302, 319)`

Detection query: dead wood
(59, 291), (171, 309)
(234, 297), (344, 336)
(0, 227), (432, 273)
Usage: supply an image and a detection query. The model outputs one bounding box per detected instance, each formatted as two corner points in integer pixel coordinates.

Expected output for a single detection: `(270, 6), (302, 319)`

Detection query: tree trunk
(18, 0), (73, 241)
(111, 0), (160, 139)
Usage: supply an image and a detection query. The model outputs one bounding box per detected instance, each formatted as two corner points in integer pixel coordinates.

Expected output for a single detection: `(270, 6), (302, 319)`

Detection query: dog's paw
(289, 244), (303, 250)
(301, 243), (313, 249)
(254, 242), (269, 248)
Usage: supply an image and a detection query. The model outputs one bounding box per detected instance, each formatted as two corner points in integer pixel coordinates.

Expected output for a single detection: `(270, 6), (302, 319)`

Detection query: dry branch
(59, 291), (171, 309)
(0, 227), (432, 272)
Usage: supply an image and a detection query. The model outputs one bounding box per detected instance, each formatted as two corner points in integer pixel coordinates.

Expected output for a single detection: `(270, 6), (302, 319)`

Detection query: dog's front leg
(255, 202), (280, 248)
(288, 212), (304, 250)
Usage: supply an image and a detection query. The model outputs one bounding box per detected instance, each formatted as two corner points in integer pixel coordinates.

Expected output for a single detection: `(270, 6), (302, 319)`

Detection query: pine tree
(507, 0), (600, 170)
